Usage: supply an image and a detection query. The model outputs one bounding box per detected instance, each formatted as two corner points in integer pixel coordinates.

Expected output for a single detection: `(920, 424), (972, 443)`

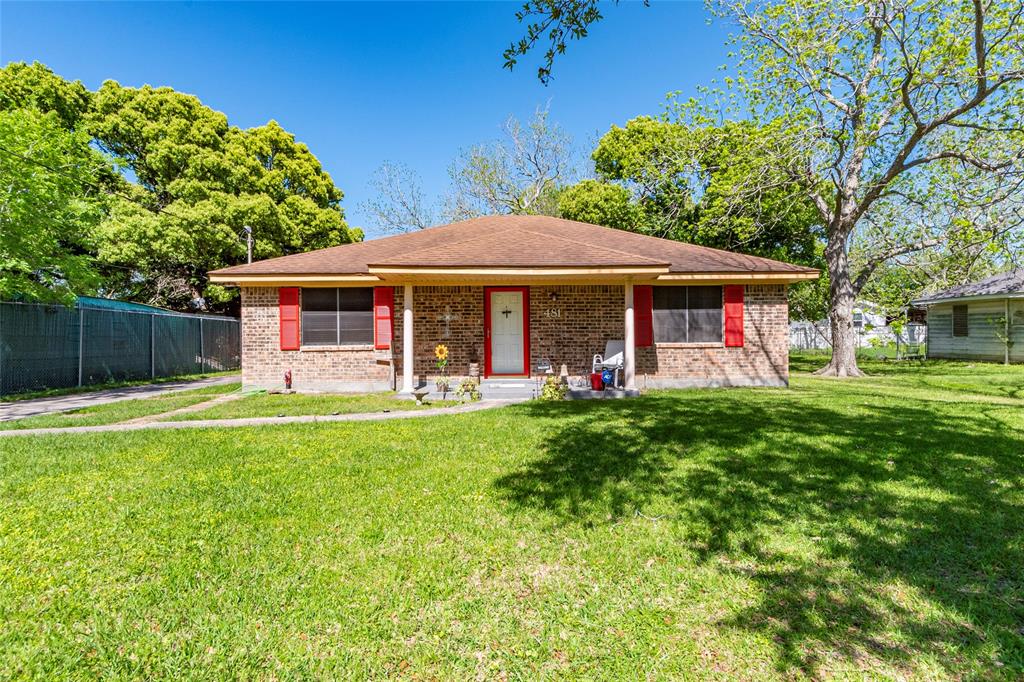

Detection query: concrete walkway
(0, 375), (240, 422)
(0, 398), (521, 437)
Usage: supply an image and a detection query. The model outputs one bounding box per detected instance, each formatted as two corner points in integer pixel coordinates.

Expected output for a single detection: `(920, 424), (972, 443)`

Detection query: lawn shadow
(493, 391), (1024, 676)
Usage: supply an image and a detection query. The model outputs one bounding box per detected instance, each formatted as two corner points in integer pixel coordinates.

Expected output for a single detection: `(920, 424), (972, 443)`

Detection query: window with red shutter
(634, 285), (653, 347)
(373, 287), (394, 349)
(279, 287), (300, 351)
(724, 285), (744, 347)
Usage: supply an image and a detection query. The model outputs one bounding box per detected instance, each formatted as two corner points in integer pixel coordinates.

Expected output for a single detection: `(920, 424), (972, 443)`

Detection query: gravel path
(0, 399), (522, 437)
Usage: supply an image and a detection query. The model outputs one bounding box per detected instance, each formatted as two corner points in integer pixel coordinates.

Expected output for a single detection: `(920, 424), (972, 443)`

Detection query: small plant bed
(0, 383), (241, 430)
(162, 391), (457, 421)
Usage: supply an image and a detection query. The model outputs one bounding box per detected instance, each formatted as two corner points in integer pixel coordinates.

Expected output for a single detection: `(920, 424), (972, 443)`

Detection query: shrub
(540, 376), (567, 401)
(455, 377), (481, 402)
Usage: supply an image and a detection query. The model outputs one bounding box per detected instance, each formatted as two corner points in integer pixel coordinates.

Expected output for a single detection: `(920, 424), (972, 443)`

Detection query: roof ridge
(516, 227), (668, 265)
(367, 223), (520, 263)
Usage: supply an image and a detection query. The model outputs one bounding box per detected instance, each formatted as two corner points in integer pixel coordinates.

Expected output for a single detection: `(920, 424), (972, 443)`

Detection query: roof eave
(208, 273), (381, 285)
(912, 291), (1024, 306)
(656, 270), (819, 284)
(367, 265), (671, 277)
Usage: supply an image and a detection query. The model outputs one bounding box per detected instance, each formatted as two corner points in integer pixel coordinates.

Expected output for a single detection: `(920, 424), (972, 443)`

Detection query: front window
(653, 286), (723, 343)
(952, 304), (969, 337)
(301, 288), (374, 346)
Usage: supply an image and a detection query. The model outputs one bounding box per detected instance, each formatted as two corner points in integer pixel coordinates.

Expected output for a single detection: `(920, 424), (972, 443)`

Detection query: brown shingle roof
(210, 215), (816, 276)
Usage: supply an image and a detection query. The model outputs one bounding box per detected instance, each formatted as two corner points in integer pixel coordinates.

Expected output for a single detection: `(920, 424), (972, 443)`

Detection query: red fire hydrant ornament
(284, 370), (292, 390)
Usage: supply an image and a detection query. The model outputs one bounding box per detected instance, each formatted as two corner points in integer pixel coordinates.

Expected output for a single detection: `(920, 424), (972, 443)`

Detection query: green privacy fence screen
(0, 301), (240, 396)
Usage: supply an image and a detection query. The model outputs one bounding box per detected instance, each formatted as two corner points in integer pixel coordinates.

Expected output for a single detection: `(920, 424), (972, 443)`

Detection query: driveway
(0, 375), (240, 422)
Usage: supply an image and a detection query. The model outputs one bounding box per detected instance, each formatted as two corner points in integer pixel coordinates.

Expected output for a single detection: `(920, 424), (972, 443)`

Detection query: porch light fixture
(549, 291), (559, 302)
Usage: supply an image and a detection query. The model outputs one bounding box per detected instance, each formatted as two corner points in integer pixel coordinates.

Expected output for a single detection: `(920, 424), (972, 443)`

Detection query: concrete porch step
(403, 379), (538, 403)
(566, 388), (640, 400)
(479, 380), (537, 400)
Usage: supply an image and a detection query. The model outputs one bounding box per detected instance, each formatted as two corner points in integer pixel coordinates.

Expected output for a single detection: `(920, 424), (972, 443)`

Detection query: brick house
(209, 216), (818, 393)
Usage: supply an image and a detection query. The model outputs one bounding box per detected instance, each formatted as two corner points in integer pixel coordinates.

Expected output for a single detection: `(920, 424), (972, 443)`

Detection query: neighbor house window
(653, 286), (723, 343)
(853, 311), (864, 330)
(301, 288), (374, 346)
(952, 304), (969, 337)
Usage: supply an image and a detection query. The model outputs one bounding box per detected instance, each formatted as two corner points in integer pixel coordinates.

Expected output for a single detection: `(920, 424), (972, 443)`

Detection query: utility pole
(244, 225), (253, 264)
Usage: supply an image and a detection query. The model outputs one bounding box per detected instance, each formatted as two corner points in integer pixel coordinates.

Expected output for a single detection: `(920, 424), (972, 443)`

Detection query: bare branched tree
(446, 106), (576, 218)
(362, 161), (435, 233)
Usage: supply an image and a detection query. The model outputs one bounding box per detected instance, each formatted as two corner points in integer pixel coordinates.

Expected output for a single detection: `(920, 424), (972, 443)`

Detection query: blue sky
(1, 1), (730, 237)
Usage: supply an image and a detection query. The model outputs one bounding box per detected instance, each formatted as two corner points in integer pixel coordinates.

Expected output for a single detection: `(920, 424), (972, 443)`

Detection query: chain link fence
(0, 301), (240, 396)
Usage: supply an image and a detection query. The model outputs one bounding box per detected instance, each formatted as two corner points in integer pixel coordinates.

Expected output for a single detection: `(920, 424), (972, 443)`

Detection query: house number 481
(543, 307), (561, 319)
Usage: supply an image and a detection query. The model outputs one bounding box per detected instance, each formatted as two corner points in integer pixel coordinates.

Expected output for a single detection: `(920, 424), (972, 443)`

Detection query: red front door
(484, 287), (529, 377)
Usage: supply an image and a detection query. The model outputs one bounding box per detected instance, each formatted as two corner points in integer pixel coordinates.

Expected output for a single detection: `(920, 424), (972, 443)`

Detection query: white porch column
(624, 279), (636, 390)
(400, 284), (415, 393)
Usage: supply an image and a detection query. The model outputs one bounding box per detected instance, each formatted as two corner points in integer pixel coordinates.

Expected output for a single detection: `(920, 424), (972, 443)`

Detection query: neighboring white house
(790, 300), (927, 351)
(913, 269), (1023, 363)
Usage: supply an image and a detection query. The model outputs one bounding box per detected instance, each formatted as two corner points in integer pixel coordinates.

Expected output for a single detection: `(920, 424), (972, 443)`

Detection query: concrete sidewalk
(0, 375), (240, 422)
(0, 398), (519, 437)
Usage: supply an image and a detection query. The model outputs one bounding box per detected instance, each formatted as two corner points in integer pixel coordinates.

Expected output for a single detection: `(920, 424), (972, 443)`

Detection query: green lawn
(1, 361), (1022, 678)
(163, 391), (456, 421)
(0, 383), (241, 431)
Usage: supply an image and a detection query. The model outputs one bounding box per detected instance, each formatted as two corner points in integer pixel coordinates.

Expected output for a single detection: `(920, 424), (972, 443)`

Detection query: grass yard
(1, 359), (1022, 679)
(163, 391), (456, 421)
(0, 383), (242, 431)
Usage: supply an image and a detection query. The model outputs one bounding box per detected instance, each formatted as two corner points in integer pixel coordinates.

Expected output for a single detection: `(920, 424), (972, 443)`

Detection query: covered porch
(389, 281), (645, 394)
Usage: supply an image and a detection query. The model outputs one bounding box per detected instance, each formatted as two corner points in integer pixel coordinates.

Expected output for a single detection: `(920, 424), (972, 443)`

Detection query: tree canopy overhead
(0, 108), (105, 303)
(0, 62), (357, 310)
(560, 116), (824, 267)
(89, 81), (355, 308)
(0, 61), (92, 130)
(507, 0), (1024, 376)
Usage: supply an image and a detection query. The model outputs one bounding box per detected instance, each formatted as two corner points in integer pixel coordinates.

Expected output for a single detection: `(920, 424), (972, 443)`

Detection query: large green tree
(0, 61), (92, 130)
(560, 117), (823, 265)
(0, 109), (105, 303)
(506, 0), (1024, 377)
(89, 82), (356, 309)
(557, 179), (642, 231)
(0, 63), (357, 310)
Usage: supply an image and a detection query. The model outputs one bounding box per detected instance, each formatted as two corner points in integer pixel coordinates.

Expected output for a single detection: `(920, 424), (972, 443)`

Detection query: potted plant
(455, 377), (481, 402)
(468, 350), (480, 379)
(434, 343), (450, 398)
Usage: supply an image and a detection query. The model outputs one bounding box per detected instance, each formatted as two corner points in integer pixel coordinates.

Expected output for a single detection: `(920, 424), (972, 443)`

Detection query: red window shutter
(634, 285), (653, 347)
(724, 285), (744, 347)
(279, 287), (300, 351)
(373, 287), (394, 350)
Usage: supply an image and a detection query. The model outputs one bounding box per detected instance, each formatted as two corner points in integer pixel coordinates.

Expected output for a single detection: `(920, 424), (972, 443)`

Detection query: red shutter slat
(724, 285), (744, 347)
(279, 287), (300, 351)
(373, 287), (394, 350)
(634, 285), (653, 347)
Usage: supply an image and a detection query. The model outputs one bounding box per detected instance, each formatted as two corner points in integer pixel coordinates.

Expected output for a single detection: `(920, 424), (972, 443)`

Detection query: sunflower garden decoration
(434, 343), (450, 398)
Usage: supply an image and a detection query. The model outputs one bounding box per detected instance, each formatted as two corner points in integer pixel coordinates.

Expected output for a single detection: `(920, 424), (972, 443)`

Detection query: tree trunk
(815, 227), (864, 377)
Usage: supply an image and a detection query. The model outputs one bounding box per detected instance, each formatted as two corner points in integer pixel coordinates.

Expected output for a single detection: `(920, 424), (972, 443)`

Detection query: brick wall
(637, 285), (789, 388)
(530, 285), (625, 376)
(393, 286), (486, 380)
(241, 283), (789, 391)
(240, 287), (391, 392)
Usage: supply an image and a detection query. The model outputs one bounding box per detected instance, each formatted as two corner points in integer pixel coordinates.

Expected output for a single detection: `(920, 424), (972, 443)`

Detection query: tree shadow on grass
(493, 391), (1024, 676)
